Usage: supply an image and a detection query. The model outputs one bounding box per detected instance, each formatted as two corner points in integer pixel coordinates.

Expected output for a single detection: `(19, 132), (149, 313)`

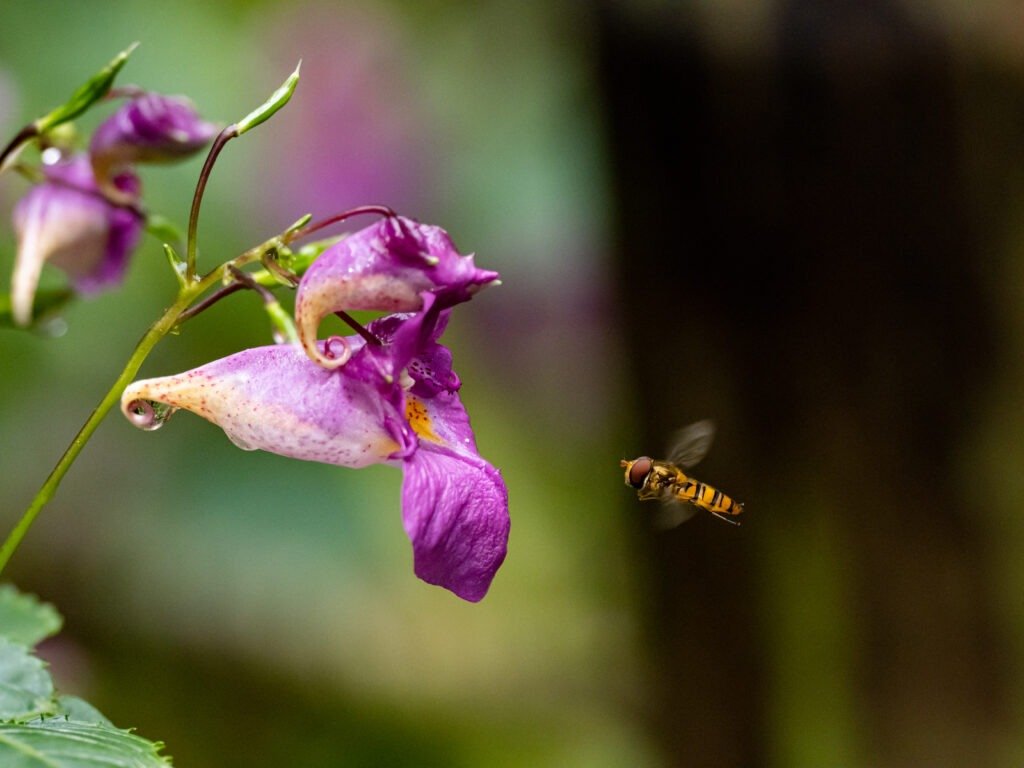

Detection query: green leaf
(34, 44), (138, 134)
(0, 589), (169, 765)
(54, 697), (112, 728)
(0, 289), (75, 330)
(284, 213), (313, 236)
(144, 214), (185, 249)
(162, 244), (187, 288)
(0, 640), (55, 722)
(0, 720), (170, 767)
(291, 235), (343, 272)
(235, 61), (301, 136)
(0, 586), (62, 647)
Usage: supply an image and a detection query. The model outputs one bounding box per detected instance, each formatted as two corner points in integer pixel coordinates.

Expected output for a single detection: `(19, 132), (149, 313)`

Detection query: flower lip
(401, 447), (509, 602)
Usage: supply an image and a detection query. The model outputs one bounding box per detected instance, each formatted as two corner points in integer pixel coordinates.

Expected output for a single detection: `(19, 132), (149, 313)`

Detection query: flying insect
(620, 420), (744, 526)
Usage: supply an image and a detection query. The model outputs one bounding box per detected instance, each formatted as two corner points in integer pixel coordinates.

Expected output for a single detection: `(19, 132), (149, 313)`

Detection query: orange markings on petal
(405, 395), (441, 444)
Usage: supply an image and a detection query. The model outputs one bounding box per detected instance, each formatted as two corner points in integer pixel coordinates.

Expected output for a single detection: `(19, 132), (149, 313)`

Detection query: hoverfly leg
(711, 511), (741, 526)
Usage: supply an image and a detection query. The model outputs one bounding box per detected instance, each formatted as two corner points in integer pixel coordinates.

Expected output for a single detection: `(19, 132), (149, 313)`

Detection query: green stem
(0, 125), (38, 174)
(185, 127), (236, 282)
(0, 257), (240, 577)
(0, 300), (180, 575)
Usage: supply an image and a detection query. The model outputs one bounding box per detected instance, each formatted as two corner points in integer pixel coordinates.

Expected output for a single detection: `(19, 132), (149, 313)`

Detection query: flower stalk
(185, 126), (236, 282)
(185, 63), (301, 281)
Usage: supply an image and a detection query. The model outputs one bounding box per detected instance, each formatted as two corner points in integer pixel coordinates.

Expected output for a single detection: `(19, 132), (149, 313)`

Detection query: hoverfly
(620, 420), (744, 526)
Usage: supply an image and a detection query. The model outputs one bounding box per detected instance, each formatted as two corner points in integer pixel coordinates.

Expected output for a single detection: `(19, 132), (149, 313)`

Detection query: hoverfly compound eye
(628, 457), (653, 488)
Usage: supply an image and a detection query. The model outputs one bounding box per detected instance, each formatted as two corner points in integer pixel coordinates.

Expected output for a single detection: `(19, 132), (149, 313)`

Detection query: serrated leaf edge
(0, 585), (63, 646)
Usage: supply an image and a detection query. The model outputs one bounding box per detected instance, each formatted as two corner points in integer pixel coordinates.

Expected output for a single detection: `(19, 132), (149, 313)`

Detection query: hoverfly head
(621, 456), (653, 489)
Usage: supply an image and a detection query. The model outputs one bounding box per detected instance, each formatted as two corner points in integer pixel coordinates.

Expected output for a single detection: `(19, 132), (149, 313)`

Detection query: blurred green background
(2, 1), (1024, 766)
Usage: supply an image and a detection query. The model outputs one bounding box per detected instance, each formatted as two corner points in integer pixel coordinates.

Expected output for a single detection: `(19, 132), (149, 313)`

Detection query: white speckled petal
(121, 343), (412, 467)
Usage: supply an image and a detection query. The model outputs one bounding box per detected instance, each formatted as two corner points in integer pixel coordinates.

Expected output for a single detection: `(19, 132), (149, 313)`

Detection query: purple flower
(121, 221), (508, 601)
(295, 216), (499, 369)
(90, 93), (217, 184)
(11, 155), (141, 326)
(121, 297), (508, 601)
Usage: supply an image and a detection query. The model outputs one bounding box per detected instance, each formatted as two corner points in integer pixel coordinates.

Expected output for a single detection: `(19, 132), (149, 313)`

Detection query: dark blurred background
(2, 1), (1024, 766)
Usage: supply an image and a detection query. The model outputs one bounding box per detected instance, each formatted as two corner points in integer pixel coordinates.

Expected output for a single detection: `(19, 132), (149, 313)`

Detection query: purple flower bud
(295, 216), (500, 369)
(90, 93), (217, 182)
(11, 155), (141, 326)
(121, 300), (509, 602)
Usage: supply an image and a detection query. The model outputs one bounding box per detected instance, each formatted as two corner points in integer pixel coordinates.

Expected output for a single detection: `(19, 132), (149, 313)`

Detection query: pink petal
(295, 216), (499, 369)
(10, 156), (141, 326)
(401, 447), (509, 602)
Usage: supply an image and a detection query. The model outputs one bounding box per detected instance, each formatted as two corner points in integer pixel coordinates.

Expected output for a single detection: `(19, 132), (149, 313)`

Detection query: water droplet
(126, 399), (177, 431)
(40, 147), (62, 165)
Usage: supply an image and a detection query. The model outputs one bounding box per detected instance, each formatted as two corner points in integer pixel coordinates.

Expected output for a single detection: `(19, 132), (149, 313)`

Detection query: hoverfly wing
(653, 497), (699, 530)
(666, 420), (716, 469)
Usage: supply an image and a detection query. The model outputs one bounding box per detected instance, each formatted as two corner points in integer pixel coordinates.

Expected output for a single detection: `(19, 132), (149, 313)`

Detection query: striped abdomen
(673, 473), (744, 518)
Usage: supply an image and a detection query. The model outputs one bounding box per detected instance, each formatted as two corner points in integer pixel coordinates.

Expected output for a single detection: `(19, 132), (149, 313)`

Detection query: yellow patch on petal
(406, 395), (441, 444)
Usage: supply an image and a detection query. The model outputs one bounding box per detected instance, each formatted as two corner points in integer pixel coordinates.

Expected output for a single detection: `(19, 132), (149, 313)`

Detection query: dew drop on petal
(126, 399), (178, 431)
